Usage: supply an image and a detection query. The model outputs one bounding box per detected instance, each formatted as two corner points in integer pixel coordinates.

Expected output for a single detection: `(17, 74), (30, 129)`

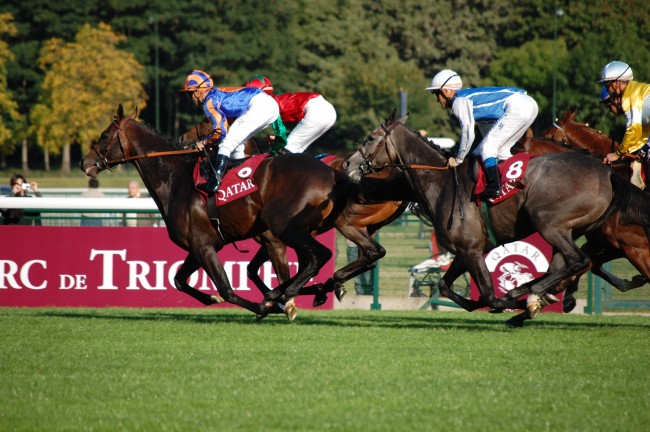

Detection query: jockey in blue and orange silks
(180, 70), (279, 193)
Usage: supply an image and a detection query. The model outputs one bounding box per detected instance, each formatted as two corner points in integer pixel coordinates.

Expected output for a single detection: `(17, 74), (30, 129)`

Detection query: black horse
(345, 116), (650, 324)
(80, 105), (364, 320)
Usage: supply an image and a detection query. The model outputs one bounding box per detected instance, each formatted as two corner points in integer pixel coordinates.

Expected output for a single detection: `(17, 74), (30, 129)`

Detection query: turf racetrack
(1, 308), (648, 431)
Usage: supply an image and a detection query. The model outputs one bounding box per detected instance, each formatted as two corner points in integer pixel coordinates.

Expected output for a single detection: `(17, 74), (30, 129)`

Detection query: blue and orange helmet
(180, 70), (214, 92)
(245, 74), (273, 94)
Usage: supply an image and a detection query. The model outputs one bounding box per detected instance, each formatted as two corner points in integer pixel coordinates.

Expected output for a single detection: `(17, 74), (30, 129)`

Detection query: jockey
(180, 70), (279, 193)
(599, 61), (650, 170)
(245, 75), (337, 154)
(427, 69), (538, 200)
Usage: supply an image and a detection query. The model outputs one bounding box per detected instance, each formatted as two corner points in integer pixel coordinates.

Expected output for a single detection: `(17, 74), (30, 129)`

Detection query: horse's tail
(606, 173), (650, 238)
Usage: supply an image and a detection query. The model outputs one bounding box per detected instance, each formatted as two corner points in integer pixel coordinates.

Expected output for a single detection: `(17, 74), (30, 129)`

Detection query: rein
(102, 118), (200, 167)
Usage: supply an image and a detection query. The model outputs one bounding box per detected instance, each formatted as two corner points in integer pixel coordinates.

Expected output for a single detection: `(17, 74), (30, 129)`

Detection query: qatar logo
(484, 240), (549, 295)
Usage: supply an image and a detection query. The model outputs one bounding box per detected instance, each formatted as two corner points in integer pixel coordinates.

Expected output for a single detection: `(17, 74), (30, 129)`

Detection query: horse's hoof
(488, 308), (504, 314)
(539, 293), (560, 306)
(313, 293), (328, 307)
(335, 287), (347, 302)
(562, 297), (577, 314)
(527, 294), (542, 319)
(284, 299), (297, 322)
(211, 294), (225, 304)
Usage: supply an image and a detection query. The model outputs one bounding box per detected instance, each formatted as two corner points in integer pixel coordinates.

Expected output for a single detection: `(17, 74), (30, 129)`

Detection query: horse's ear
(386, 108), (398, 124)
(117, 104), (124, 120)
(398, 113), (409, 125)
(569, 107), (578, 121)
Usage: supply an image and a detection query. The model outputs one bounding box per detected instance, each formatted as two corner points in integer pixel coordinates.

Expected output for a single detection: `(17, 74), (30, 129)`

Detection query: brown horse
(346, 116), (650, 326)
(80, 105), (366, 320)
(544, 108), (619, 156)
(179, 112), (411, 306)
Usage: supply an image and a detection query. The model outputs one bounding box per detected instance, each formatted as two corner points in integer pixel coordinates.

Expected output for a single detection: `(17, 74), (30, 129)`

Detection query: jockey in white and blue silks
(427, 69), (539, 200)
(180, 70), (279, 193)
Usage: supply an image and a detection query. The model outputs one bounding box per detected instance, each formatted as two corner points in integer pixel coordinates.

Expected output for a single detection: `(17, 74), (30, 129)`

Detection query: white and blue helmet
(426, 69), (463, 91)
(598, 61), (633, 83)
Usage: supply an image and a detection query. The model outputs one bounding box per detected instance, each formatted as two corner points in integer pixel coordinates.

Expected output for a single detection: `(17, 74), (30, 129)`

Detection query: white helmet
(426, 69), (463, 91)
(598, 61), (633, 82)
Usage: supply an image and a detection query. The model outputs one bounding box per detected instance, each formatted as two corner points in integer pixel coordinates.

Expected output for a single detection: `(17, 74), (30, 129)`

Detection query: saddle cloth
(193, 154), (270, 206)
(474, 153), (536, 205)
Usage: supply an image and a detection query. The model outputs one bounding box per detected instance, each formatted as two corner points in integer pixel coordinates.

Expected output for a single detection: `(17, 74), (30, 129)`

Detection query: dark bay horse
(179, 112), (411, 307)
(345, 117), (650, 324)
(80, 105), (364, 320)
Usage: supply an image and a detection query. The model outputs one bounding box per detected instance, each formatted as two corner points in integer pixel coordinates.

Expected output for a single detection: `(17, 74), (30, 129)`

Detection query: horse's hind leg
(263, 232), (332, 317)
(309, 225), (387, 306)
(174, 254), (224, 305)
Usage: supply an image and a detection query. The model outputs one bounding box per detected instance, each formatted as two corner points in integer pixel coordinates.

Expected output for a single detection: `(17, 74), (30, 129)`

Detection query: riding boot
(480, 165), (501, 200)
(198, 154), (230, 194)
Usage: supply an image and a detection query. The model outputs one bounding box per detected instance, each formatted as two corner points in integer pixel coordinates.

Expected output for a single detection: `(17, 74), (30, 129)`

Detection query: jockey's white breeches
(218, 93), (279, 159)
(284, 96), (337, 153)
(473, 92), (538, 161)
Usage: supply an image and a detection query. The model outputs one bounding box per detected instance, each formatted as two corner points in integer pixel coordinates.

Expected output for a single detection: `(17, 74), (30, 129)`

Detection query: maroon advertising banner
(469, 232), (563, 313)
(0, 226), (335, 309)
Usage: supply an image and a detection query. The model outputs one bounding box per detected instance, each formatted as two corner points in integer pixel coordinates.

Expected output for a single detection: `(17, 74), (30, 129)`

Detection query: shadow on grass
(13, 307), (650, 332)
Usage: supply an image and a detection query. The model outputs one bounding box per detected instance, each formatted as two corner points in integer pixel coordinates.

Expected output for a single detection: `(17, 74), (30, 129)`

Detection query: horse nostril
(342, 161), (349, 169)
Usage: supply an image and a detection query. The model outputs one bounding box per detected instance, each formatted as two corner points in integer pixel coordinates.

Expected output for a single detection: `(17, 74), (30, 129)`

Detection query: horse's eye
(366, 135), (373, 142)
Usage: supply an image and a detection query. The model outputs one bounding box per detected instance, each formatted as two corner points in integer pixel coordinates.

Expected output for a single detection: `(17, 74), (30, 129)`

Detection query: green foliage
(0, 12), (21, 155)
(30, 23), (147, 158)
(1, 0), (650, 166)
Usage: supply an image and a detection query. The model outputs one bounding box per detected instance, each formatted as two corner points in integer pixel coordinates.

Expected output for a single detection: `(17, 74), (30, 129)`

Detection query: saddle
(193, 154), (271, 221)
(472, 154), (535, 205)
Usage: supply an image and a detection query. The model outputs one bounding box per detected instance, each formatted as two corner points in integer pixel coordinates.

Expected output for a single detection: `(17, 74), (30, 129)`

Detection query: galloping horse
(179, 111), (411, 306)
(345, 116), (650, 324)
(81, 105), (364, 319)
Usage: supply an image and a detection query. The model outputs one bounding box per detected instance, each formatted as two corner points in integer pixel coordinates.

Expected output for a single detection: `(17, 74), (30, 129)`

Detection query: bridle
(354, 123), (449, 176)
(89, 117), (200, 171)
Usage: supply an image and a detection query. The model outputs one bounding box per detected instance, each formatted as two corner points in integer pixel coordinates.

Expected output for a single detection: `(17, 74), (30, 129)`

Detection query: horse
(345, 116), (650, 325)
(80, 105), (365, 320)
(544, 108), (619, 156)
(179, 112), (411, 306)
(509, 119), (650, 313)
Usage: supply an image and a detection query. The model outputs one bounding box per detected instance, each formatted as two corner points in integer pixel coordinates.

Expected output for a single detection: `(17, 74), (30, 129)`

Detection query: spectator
(123, 180), (157, 227)
(79, 178), (106, 226)
(1, 174), (42, 225)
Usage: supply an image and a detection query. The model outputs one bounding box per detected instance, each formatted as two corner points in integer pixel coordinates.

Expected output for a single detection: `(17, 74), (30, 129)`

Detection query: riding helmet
(180, 70), (214, 92)
(245, 75), (274, 94)
(426, 70), (463, 91)
(598, 61), (633, 83)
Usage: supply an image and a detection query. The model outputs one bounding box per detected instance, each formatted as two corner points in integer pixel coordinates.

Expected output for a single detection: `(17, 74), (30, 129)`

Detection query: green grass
(0, 308), (648, 431)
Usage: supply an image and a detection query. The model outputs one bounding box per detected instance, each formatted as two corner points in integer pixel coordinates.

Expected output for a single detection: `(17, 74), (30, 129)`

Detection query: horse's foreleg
(173, 254), (224, 305)
(437, 256), (485, 312)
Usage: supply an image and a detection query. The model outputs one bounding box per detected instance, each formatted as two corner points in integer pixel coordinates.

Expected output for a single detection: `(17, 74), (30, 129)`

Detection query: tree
(0, 12), (21, 169)
(30, 23), (147, 174)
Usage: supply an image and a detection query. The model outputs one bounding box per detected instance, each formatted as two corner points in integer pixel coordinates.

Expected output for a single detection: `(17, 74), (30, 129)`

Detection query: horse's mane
(136, 120), (183, 150)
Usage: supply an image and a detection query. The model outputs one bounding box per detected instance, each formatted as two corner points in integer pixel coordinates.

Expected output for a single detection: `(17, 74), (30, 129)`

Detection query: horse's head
(80, 105), (138, 177)
(345, 112), (409, 180)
